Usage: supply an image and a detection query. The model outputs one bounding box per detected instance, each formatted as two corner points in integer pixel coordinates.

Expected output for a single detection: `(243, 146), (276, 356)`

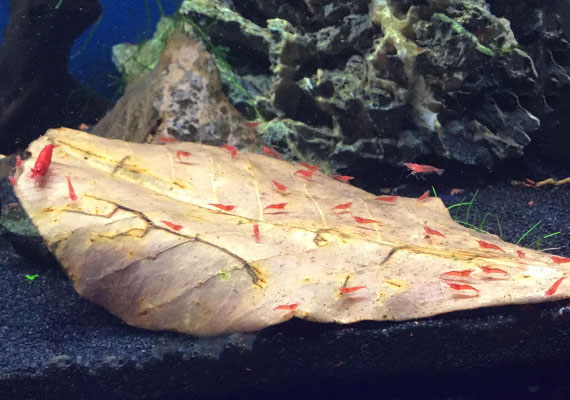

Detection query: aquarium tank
(1, 0), (570, 399)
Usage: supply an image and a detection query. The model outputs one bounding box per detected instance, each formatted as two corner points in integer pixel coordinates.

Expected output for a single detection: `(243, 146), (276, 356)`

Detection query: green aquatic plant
(142, 0), (173, 38)
(447, 200), (472, 211)
(516, 220), (542, 245)
(463, 190), (478, 226)
(447, 190), (479, 229)
(433, 13), (527, 59)
(219, 269), (229, 279)
(109, 6), (262, 119)
(154, 0), (165, 17)
(529, 231), (562, 250)
(70, 15), (103, 60)
(446, 191), (561, 249)
(55, 0), (63, 9)
(105, 72), (129, 107)
(495, 216), (503, 240)
(433, 13), (495, 57)
(478, 212), (488, 231)
(142, 0), (153, 40)
(25, 274), (39, 281)
(182, 16), (262, 120)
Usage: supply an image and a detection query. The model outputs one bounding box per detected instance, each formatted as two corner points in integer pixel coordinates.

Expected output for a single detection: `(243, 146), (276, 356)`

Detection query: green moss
(433, 13), (495, 57)
(178, 0), (270, 119)
(181, 16), (262, 119)
(112, 0), (263, 119)
(112, 16), (176, 80)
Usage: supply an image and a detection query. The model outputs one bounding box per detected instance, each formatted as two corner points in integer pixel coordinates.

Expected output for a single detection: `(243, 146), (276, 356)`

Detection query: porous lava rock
(93, 29), (258, 147)
(174, 0), (547, 171)
(487, 0), (570, 164)
(107, 0), (569, 173)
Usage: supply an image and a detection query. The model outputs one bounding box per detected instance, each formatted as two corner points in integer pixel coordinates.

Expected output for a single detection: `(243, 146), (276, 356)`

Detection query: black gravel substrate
(1, 158), (569, 400)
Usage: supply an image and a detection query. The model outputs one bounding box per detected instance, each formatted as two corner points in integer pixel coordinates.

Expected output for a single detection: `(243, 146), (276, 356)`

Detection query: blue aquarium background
(0, 0), (181, 99)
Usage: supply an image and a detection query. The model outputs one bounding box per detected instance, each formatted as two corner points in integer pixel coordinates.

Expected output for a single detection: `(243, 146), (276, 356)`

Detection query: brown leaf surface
(13, 128), (570, 336)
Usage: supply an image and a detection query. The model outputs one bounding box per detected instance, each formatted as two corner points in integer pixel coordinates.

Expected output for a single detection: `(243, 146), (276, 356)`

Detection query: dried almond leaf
(12, 128), (570, 336)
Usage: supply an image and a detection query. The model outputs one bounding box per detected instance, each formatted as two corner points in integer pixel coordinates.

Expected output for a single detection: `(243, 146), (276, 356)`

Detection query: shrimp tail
(436, 168), (445, 176)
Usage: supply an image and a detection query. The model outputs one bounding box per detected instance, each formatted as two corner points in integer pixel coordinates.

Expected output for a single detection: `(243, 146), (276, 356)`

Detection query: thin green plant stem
(142, 0), (152, 40)
(431, 186), (438, 198)
(70, 15), (103, 60)
(464, 190), (478, 224)
(529, 238), (542, 249)
(496, 216), (503, 240)
(214, 56), (260, 116)
(529, 231), (561, 249)
(478, 212), (488, 230)
(55, 0), (63, 9)
(186, 18), (262, 119)
(449, 197), (467, 219)
(457, 220), (489, 234)
(447, 201), (471, 210)
(516, 220), (542, 245)
(155, 0), (165, 16)
(543, 231), (562, 239)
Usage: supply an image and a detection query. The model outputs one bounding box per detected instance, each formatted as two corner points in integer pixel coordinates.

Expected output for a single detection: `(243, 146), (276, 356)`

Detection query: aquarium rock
(93, 30), (258, 147)
(151, 0), (545, 171)
(102, 0), (570, 173)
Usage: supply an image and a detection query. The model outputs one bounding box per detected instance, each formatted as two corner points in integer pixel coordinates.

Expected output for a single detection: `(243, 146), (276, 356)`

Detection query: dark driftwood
(0, 0), (108, 154)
